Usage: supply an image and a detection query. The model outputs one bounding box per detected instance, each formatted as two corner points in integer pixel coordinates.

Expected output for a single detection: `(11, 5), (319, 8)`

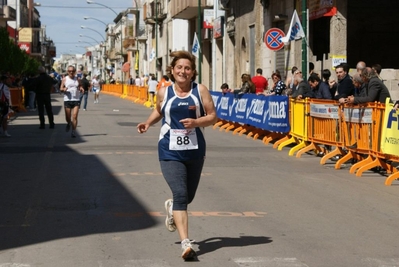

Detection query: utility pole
(301, 0), (307, 78)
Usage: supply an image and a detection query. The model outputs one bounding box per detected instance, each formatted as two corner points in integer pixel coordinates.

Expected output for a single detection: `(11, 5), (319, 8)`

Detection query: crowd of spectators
(219, 61), (395, 107)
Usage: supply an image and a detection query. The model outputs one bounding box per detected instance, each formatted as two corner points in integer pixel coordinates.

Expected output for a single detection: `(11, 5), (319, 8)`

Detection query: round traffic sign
(264, 28), (285, 51)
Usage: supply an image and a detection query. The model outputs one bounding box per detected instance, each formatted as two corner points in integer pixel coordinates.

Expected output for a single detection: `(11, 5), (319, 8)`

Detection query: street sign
(264, 28), (285, 51)
(18, 42), (31, 54)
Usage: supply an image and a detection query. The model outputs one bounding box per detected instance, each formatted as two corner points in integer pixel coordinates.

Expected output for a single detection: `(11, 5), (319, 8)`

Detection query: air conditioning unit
(219, 0), (230, 10)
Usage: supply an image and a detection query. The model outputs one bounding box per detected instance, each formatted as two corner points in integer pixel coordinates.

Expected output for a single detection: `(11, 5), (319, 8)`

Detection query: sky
(35, 0), (134, 57)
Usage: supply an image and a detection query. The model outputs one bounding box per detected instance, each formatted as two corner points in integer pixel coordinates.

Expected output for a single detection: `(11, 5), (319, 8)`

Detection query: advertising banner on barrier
(310, 103), (339, 119)
(343, 107), (373, 123)
(211, 92), (290, 133)
(380, 100), (399, 156)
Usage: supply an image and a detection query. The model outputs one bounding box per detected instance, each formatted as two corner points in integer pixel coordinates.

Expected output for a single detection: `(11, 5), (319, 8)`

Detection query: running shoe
(71, 130), (76, 138)
(181, 239), (196, 260)
(164, 199), (176, 232)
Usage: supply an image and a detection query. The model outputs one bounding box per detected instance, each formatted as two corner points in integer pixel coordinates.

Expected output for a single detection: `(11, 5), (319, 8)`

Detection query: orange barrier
(297, 99), (344, 162)
(137, 86), (148, 104)
(9, 87), (26, 113)
(214, 97), (399, 185)
(102, 84), (148, 105)
(275, 98), (308, 155)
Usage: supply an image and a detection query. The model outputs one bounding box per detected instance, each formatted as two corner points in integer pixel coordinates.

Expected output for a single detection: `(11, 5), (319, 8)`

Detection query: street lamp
(81, 26), (106, 42)
(86, 0), (118, 16)
(84, 16), (108, 27)
(86, 1), (124, 85)
(79, 34), (101, 44)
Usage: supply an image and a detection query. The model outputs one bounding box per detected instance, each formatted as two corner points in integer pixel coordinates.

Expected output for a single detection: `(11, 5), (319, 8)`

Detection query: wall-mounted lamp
(274, 14), (288, 20)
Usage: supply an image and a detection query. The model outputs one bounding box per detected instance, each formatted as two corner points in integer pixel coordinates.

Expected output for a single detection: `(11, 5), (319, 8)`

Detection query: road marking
(114, 211), (267, 218)
(233, 257), (309, 266)
(361, 258), (399, 267)
(98, 259), (171, 267)
(113, 172), (212, 176)
(93, 151), (154, 155)
(0, 264), (31, 267)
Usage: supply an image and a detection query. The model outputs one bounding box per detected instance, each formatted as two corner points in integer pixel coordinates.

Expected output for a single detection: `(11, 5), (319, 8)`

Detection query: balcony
(170, 0), (213, 20)
(0, 5), (16, 21)
(123, 37), (136, 49)
(144, 1), (167, 25)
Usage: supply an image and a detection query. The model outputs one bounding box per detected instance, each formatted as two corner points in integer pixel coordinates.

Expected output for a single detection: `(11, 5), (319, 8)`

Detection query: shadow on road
(195, 236), (273, 256)
(0, 122), (156, 251)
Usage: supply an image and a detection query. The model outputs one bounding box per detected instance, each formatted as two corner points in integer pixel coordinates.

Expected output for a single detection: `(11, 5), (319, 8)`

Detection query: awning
(122, 62), (130, 72)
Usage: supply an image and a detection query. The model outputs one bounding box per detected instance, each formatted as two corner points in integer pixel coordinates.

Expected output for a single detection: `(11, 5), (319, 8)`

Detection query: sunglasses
(68, 70), (75, 73)
(295, 71), (302, 74)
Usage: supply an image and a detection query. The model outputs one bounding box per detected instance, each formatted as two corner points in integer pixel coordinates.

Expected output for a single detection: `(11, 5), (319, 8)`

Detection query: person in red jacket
(251, 68), (268, 95)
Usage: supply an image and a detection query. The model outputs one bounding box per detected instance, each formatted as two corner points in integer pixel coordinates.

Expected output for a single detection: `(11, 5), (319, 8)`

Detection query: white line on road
(98, 259), (171, 267)
(0, 264), (31, 267)
(361, 258), (399, 267)
(233, 257), (309, 267)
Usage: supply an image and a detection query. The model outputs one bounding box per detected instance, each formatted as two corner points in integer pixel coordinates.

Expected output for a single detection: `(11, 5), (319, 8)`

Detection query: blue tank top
(158, 82), (206, 161)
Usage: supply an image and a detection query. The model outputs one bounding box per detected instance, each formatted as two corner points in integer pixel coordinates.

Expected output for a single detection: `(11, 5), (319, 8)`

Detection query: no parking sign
(264, 28), (285, 51)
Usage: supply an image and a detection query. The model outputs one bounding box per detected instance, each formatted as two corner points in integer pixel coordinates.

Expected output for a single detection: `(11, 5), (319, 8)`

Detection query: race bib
(169, 128), (198, 150)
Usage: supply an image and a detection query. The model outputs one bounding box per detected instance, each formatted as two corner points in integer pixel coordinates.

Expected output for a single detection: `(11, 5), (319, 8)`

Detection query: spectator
(0, 75), (11, 137)
(345, 68), (392, 105)
(394, 100), (399, 111)
(291, 70), (313, 100)
(32, 66), (56, 129)
(240, 73), (255, 94)
(352, 73), (365, 97)
(356, 61), (366, 74)
(372, 63), (384, 82)
(308, 73), (332, 99)
(135, 75), (142, 86)
(285, 66), (298, 95)
(251, 68), (268, 95)
(333, 64), (355, 100)
(321, 69), (336, 97)
(220, 83), (232, 95)
(266, 72), (286, 96)
(127, 75), (134, 85)
(79, 73), (91, 111)
(22, 73), (36, 111)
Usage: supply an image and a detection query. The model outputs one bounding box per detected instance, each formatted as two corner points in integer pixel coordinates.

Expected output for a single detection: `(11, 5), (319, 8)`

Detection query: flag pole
(301, 0), (308, 78)
(197, 0), (202, 83)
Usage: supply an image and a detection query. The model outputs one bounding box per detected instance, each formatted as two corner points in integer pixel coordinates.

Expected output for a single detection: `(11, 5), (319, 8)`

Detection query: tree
(0, 27), (40, 76)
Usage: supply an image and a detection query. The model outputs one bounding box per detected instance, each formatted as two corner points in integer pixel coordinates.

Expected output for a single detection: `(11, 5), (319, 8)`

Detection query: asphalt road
(1, 92), (398, 267)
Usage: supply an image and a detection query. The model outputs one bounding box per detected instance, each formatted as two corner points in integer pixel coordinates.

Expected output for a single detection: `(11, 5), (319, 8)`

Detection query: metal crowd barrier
(102, 84), (148, 104)
(214, 95), (399, 186)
